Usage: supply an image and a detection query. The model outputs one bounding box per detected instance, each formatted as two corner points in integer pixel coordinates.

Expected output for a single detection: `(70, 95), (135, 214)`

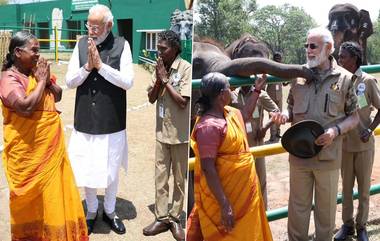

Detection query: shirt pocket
(292, 85), (309, 114)
(327, 92), (342, 117)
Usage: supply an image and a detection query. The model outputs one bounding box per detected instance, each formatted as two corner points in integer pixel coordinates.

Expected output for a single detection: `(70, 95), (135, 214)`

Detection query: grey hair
(89, 4), (114, 26)
(2, 31), (37, 71)
(307, 27), (335, 54)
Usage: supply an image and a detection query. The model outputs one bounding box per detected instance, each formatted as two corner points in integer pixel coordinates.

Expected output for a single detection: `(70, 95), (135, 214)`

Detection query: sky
(256, 0), (380, 27)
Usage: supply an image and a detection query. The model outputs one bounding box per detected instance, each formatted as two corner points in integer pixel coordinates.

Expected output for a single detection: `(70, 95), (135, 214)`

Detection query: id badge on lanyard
(252, 107), (260, 119)
(159, 103), (165, 118)
(245, 122), (253, 133)
(358, 94), (368, 109)
(357, 83), (368, 109)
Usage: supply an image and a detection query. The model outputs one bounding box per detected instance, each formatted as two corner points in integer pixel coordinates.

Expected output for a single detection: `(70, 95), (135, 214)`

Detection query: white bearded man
(66, 4), (134, 235)
(271, 27), (359, 241)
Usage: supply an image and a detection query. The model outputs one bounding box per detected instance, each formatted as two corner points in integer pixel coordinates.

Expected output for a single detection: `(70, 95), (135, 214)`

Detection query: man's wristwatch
(366, 128), (373, 134)
(162, 77), (169, 85)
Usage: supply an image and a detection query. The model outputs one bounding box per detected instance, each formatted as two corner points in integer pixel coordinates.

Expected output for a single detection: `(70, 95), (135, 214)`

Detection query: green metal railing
(0, 25), (83, 63)
(192, 64), (380, 89)
(267, 183), (380, 221)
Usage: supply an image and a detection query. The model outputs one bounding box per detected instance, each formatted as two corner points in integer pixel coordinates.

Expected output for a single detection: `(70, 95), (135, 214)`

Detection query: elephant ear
(358, 9), (373, 39)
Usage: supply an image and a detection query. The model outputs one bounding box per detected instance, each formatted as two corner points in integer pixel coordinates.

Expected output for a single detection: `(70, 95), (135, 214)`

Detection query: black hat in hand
(281, 120), (324, 158)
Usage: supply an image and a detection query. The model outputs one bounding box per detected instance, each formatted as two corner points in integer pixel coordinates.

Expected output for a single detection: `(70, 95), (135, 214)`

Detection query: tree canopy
(367, 12), (380, 64)
(251, 4), (316, 64)
(195, 0), (256, 46)
(195, 1), (316, 63)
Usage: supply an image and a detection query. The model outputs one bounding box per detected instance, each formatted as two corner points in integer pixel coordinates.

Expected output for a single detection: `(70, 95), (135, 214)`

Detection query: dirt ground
(267, 136), (380, 241)
(0, 56), (379, 241)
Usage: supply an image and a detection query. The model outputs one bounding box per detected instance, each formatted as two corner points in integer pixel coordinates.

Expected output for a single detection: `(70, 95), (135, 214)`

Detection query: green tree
(367, 11), (380, 64)
(195, 0), (257, 45)
(251, 4), (316, 64)
(0, 0), (8, 5)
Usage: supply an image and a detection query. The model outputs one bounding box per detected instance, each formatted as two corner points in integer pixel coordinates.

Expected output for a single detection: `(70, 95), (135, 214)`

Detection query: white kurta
(68, 129), (128, 188)
(65, 35), (134, 188)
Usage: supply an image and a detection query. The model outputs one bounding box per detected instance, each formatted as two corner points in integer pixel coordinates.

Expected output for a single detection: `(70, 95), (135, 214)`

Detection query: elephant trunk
(218, 58), (316, 82)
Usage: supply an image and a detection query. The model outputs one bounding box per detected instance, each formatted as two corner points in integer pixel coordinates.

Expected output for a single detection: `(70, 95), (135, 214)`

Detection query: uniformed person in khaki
(272, 27), (359, 241)
(334, 42), (380, 241)
(144, 30), (190, 241)
(266, 52), (283, 143)
(230, 86), (279, 209)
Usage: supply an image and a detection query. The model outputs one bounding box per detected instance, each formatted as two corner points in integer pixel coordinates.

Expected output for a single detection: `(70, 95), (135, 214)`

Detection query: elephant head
(225, 34), (270, 59)
(327, 4), (373, 64)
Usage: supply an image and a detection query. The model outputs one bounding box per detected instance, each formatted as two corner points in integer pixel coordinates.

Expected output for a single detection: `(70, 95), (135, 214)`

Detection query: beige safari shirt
(343, 68), (380, 152)
(287, 58), (358, 170)
(149, 56), (191, 144)
(231, 87), (279, 146)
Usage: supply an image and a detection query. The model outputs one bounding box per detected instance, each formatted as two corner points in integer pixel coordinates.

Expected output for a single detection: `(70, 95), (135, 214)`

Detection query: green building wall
(0, 0), (187, 63)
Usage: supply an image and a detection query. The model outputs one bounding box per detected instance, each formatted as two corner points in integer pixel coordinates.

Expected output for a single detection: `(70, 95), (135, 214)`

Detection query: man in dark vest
(65, 4), (134, 235)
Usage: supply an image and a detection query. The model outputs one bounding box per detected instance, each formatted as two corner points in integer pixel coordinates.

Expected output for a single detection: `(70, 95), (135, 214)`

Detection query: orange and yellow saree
(0, 70), (88, 241)
(188, 106), (273, 241)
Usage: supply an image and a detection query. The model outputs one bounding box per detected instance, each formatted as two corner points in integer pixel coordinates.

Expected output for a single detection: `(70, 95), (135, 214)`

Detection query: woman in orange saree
(0, 31), (88, 241)
(187, 72), (273, 241)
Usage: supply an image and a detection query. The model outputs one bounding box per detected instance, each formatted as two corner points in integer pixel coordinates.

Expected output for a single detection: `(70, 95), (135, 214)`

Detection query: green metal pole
(192, 64), (380, 89)
(266, 183), (380, 222)
(360, 64), (380, 74)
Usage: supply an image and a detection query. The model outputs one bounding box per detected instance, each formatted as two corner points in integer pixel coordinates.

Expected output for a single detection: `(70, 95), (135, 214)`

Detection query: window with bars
(146, 32), (157, 51)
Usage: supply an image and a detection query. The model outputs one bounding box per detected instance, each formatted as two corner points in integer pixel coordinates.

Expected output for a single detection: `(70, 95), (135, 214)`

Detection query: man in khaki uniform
(272, 27), (359, 241)
(143, 30), (191, 241)
(231, 86), (279, 209)
(266, 52), (283, 143)
(334, 42), (380, 241)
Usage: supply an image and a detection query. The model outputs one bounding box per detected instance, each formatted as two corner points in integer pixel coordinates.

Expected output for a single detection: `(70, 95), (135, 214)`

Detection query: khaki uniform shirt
(343, 69), (380, 152)
(149, 56), (191, 144)
(287, 58), (358, 170)
(231, 87), (279, 146)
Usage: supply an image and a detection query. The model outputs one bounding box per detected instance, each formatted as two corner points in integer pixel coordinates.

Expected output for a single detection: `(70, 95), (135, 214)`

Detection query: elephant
(192, 40), (315, 82)
(225, 33), (270, 59)
(327, 3), (373, 64)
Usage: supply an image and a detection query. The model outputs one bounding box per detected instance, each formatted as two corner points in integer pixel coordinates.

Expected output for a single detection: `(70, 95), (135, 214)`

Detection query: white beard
(306, 46), (328, 68)
(94, 29), (110, 45)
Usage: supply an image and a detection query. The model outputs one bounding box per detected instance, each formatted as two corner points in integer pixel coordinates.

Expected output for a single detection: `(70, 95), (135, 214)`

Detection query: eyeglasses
(304, 43), (319, 50)
(85, 23), (105, 33)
